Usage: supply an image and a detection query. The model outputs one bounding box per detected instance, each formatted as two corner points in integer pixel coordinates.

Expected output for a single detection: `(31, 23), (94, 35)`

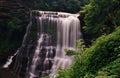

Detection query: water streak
(3, 11), (81, 78)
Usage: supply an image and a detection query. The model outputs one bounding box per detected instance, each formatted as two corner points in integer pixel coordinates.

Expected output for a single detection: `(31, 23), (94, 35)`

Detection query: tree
(84, 0), (120, 41)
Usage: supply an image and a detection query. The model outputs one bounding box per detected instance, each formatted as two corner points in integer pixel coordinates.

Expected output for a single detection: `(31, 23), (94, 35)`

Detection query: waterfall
(3, 11), (81, 78)
(3, 21), (32, 68)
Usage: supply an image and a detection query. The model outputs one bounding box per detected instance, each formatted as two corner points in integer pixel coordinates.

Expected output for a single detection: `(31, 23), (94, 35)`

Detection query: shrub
(57, 27), (120, 78)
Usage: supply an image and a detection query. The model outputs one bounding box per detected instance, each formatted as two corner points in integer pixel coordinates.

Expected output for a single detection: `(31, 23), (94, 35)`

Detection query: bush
(57, 27), (120, 78)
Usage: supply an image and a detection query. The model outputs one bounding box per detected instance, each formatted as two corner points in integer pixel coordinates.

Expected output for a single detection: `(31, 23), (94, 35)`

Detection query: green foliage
(57, 27), (120, 78)
(96, 58), (120, 78)
(8, 17), (21, 30)
(65, 49), (77, 56)
(34, 0), (82, 13)
(65, 39), (86, 56)
(0, 8), (29, 54)
(20, 0), (90, 13)
(84, 0), (120, 41)
(76, 39), (86, 52)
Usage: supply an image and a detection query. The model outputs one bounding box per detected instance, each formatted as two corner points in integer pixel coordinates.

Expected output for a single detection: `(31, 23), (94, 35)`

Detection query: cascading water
(3, 11), (81, 78)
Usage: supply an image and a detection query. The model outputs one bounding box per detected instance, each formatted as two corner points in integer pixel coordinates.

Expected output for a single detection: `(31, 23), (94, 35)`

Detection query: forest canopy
(17, 0), (89, 13)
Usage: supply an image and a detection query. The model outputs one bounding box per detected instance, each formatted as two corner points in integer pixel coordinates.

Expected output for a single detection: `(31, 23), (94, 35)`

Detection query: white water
(49, 13), (81, 77)
(29, 34), (44, 78)
(3, 50), (19, 68)
(3, 11), (81, 78)
(3, 21), (32, 68)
